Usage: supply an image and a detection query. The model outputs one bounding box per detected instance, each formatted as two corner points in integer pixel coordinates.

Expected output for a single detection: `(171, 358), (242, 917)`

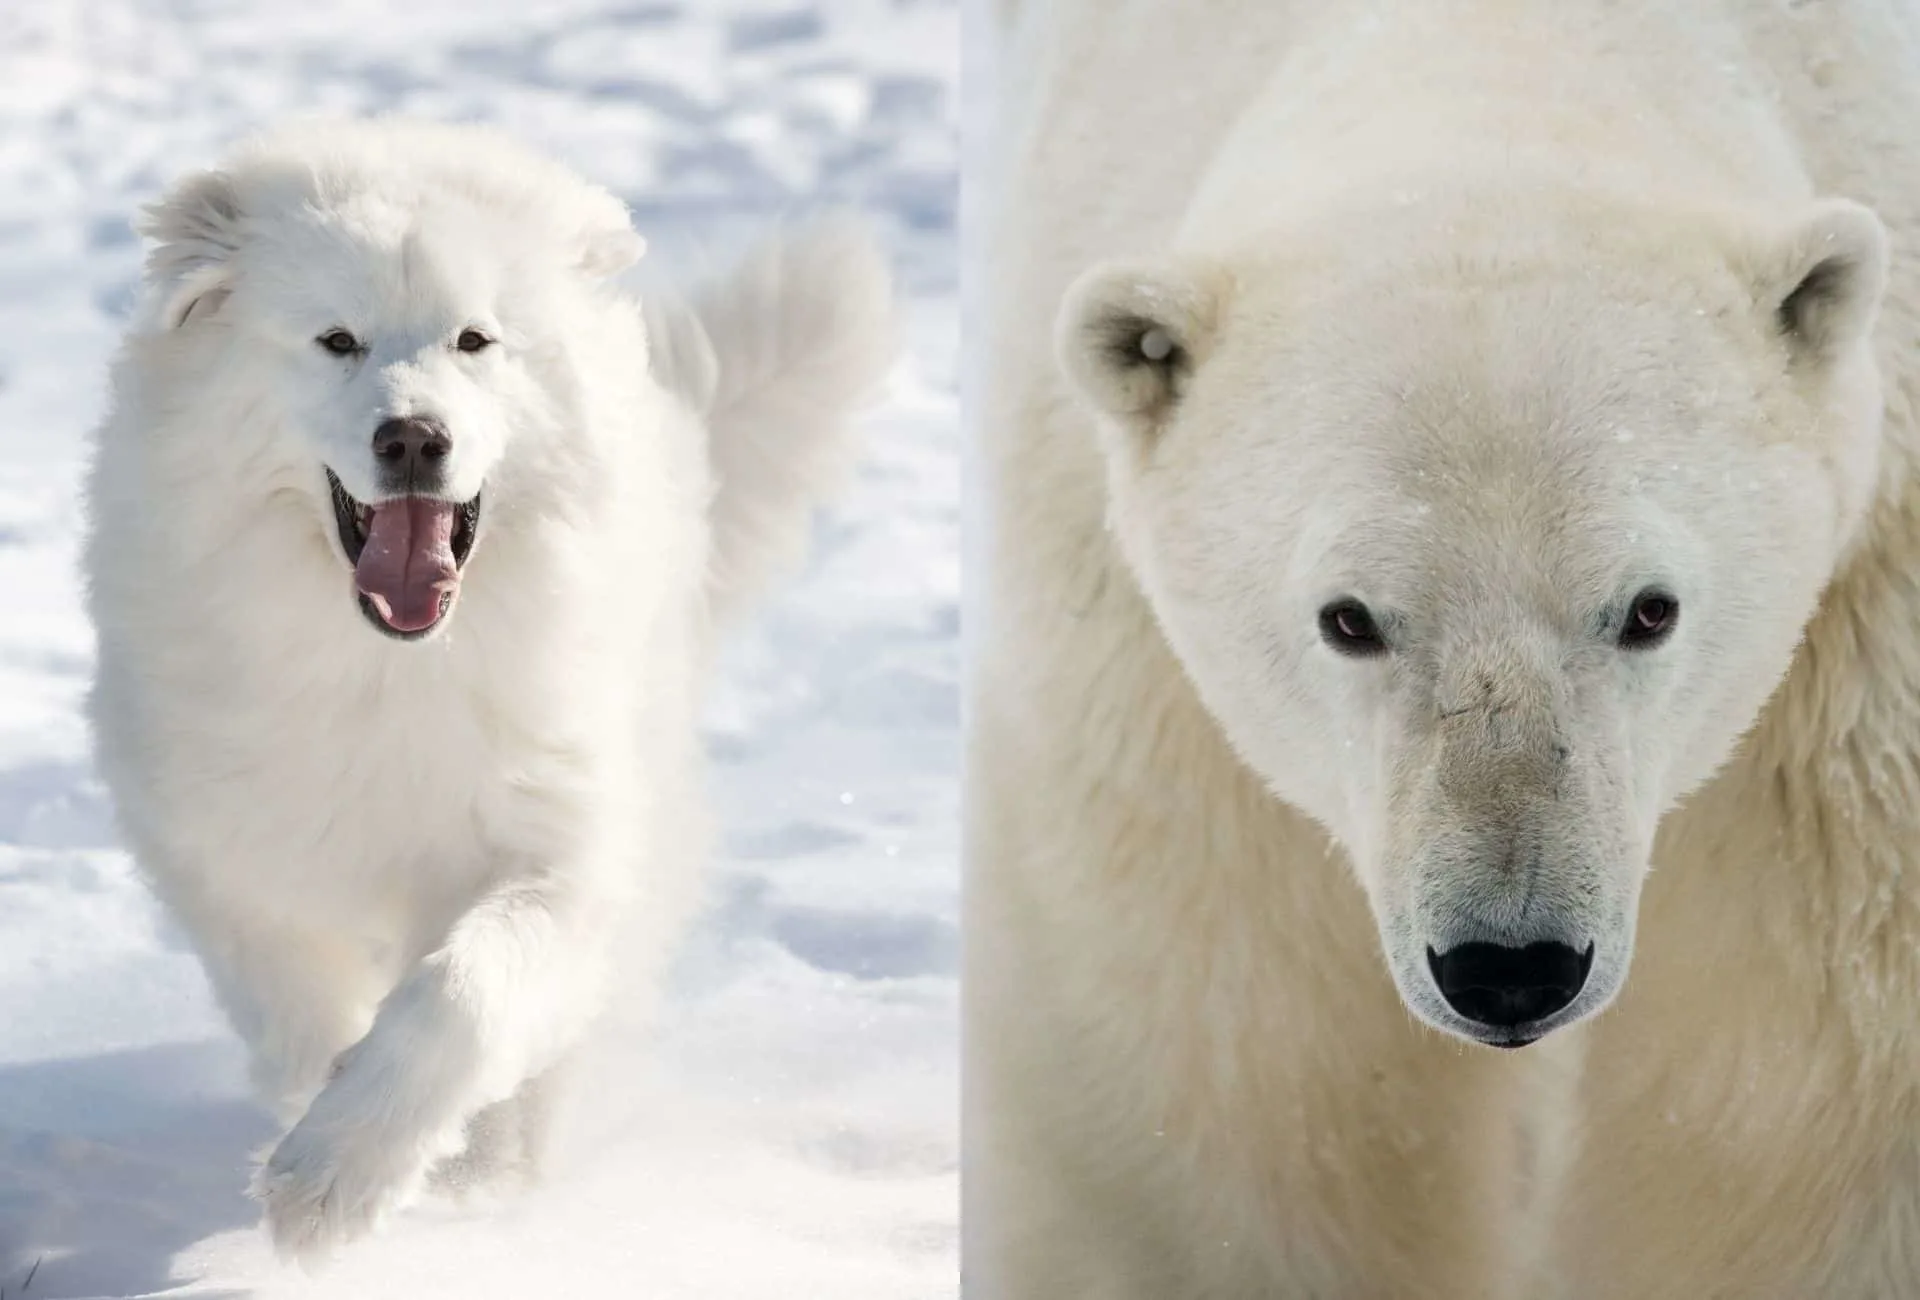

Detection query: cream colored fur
(967, 2), (1920, 1296)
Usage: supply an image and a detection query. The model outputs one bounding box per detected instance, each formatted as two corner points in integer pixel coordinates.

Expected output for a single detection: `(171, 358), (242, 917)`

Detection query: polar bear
(966, 3), (1920, 1297)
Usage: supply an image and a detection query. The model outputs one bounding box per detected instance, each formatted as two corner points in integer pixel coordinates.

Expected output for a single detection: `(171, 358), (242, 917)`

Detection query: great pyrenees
(81, 117), (894, 1263)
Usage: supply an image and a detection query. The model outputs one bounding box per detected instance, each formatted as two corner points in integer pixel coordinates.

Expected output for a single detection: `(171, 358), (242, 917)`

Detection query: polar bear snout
(1426, 940), (1593, 1043)
(1395, 914), (1624, 1048)
(1390, 852), (1634, 1046)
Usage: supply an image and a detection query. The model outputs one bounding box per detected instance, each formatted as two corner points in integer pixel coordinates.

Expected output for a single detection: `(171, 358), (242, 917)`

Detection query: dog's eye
(317, 329), (362, 357)
(1618, 589), (1679, 650)
(1319, 599), (1389, 657)
(456, 329), (494, 354)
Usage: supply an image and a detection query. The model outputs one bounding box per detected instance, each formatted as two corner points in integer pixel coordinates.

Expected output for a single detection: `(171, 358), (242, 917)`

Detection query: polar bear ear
(136, 169), (247, 329)
(1056, 258), (1225, 440)
(1758, 199), (1888, 362)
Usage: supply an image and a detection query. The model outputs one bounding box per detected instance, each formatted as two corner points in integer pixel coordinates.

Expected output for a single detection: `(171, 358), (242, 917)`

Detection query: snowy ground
(0, 2), (958, 1296)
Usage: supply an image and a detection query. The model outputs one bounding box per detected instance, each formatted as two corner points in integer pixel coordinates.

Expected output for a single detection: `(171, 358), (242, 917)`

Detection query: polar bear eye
(1319, 599), (1389, 657)
(1619, 590), (1679, 650)
(456, 328), (495, 354)
(317, 329), (362, 357)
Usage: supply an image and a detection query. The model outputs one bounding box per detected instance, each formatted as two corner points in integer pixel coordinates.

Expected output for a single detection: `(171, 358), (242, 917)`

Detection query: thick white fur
(83, 118), (893, 1265)
(644, 218), (896, 620)
(970, 3), (1920, 1297)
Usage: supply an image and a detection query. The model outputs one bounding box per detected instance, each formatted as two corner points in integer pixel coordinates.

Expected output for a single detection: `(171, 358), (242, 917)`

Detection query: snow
(0, 2), (958, 1296)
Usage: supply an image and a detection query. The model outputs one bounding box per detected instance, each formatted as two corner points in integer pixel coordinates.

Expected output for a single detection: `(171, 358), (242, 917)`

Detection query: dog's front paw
(251, 1107), (427, 1266)
(250, 969), (486, 1264)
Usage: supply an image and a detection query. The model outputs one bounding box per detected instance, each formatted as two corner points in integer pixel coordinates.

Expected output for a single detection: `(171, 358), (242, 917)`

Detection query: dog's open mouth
(327, 469), (481, 640)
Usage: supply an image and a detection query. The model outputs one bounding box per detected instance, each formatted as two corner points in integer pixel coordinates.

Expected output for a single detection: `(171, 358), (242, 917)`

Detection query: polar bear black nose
(1427, 941), (1592, 1028)
(372, 416), (452, 489)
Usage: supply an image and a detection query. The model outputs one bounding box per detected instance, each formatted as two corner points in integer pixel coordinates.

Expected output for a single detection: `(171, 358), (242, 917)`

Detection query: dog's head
(135, 120), (647, 641)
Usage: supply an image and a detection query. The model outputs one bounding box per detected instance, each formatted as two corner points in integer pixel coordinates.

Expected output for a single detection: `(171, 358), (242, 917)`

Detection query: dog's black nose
(1427, 941), (1592, 1029)
(371, 416), (452, 485)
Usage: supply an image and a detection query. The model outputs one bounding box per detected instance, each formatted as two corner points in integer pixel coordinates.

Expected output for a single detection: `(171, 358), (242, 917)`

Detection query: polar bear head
(1057, 192), (1887, 1048)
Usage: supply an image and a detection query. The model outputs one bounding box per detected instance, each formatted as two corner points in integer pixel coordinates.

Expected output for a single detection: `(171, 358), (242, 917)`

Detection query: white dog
(81, 118), (894, 1263)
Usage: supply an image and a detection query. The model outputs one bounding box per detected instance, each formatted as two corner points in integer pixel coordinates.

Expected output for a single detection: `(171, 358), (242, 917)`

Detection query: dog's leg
(170, 896), (386, 1124)
(253, 868), (620, 1264)
(424, 1089), (526, 1199)
(425, 1053), (572, 1198)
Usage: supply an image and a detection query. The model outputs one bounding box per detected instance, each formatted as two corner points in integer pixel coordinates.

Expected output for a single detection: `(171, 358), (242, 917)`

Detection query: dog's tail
(644, 219), (897, 625)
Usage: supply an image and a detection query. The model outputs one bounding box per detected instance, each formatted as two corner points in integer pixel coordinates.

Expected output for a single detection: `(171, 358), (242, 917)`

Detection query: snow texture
(0, 2), (957, 1296)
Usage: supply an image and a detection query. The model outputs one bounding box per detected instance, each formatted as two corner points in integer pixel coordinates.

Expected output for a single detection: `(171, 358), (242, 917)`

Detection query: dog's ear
(577, 221), (647, 279)
(136, 169), (246, 329)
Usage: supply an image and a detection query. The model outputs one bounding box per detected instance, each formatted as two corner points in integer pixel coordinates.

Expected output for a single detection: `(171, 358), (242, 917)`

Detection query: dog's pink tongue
(355, 498), (460, 633)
